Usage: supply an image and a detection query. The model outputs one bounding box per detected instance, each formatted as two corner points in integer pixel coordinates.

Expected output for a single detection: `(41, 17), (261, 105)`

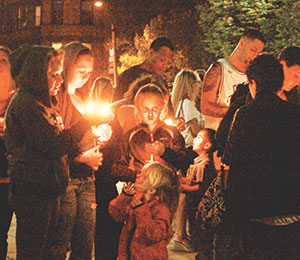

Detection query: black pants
(0, 184), (13, 260)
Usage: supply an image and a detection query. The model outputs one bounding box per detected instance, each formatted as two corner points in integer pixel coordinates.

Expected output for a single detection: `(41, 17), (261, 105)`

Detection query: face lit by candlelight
(136, 92), (164, 131)
(47, 54), (64, 96)
(67, 54), (93, 92)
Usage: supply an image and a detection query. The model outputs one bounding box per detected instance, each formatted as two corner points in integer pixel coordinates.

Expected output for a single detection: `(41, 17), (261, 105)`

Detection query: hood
(61, 41), (92, 97)
(9, 45), (54, 106)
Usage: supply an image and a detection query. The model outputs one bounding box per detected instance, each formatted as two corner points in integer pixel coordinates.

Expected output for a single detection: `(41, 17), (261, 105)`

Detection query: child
(111, 83), (188, 182)
(169, 128), (217, 254)
(109, 162), (180, 260)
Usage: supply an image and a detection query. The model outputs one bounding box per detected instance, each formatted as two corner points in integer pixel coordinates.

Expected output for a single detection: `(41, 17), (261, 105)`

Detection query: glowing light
(94, 1), (103, 7)
(164, 118), (176, 126)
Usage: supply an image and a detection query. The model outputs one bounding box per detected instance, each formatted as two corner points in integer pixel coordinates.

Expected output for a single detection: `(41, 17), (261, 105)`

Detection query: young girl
(109, 162), (180, 260)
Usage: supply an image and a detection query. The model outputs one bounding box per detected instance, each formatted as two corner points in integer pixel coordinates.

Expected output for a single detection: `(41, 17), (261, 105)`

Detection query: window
(17, 7), (27, 29)
(52, 0), (63, 24)
(35, 6), (41, 26)
(80, 0), (93, 25)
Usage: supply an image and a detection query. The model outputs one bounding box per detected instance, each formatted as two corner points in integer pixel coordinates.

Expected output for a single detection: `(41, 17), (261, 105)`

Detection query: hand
(92, 124), (113, 144)
(145, 140), (165, 156)
(123, 182), (135, 195)
(175, 118), (186, 131)
(76, 145), (103, 171)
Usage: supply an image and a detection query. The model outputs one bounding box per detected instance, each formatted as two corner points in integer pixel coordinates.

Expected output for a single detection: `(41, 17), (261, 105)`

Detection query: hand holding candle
(92, 123), (112, 145)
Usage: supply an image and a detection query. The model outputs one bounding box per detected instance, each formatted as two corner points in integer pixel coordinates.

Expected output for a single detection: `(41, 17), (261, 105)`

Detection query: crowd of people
(0, 29), (299, 260)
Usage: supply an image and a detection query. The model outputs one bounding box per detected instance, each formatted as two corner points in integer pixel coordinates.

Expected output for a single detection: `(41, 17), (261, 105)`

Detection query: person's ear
(204, 141), (212, 151)
(238, 37), (246, 49)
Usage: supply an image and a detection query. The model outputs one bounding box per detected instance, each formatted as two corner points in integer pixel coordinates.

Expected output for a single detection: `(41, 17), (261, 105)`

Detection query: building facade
(0, 0), (112, 79)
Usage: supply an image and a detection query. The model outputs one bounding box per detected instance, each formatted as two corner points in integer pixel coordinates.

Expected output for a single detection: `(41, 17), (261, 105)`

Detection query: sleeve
(133, 203), (172, 243)
(19, 103), (89, 158)
(216, 97), (245, 157)
(182, 99), (200, 123)
(111, 134), (137, 182)
(108, 192), (132, 222)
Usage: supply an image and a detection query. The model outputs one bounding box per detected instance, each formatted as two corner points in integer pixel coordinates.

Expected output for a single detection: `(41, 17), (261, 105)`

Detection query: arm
(201, 62), (228, 118)
(108, 192), (132, 222)
(181, 182), (200, 192)
(111, 134), (137, 182)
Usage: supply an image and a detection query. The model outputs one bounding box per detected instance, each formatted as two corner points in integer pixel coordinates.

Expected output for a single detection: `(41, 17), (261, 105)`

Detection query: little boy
(111, 83), (190, 182)
(169, 128), (217, 255)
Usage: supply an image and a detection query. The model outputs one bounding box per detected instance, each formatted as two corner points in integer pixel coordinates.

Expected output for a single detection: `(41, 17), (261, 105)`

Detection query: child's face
(193, 130), (208, 154)
(137, 93), (164, 129)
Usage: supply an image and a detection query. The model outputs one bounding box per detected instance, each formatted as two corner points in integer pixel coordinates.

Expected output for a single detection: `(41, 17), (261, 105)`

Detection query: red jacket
(109, 192), (173, 260)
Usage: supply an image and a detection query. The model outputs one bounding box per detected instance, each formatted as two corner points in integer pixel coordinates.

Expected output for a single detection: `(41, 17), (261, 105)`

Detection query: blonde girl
(109, 162), (180, 260)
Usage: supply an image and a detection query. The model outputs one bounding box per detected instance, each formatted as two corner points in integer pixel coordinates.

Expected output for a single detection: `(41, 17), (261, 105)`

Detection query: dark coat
(226, 91), (300, 220)
(4, 45), (90, 198)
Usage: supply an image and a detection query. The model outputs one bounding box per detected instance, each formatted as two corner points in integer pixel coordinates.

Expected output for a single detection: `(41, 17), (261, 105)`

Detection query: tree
(196, 0), (300, 66)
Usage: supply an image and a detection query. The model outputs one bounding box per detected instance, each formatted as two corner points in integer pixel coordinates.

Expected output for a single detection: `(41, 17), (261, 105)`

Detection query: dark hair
(150, 37), (174, 52)
(0, 46), (11, 55)
(246, 53), (284, 93)
(242, 29), (265, 44)
(203, 128), (217, 153)
(278, 46), (300, 67)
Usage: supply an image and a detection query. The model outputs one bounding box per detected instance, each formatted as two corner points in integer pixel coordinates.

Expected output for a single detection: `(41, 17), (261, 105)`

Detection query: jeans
(0, 184), (13, 260)
(56, 177), (96, 260)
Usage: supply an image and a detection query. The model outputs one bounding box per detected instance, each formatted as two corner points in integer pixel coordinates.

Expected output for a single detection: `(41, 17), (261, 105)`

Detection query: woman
(56, 42), (112, 260)
(171, 69), (204, 147)
(4, 45), (91, 259)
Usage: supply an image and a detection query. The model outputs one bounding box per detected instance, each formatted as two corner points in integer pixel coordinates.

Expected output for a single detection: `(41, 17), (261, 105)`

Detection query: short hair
(0, 46), (11, 55)
(203, 128), (217, 153)
(246, 53), (284, 93)
(242, 29), (266, 44)
(150, 37), (174, 52)
(278, 46), (300, 67)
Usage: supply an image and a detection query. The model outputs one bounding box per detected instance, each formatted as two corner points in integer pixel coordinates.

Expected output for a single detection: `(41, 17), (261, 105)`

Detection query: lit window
(35, 6), (41, 26)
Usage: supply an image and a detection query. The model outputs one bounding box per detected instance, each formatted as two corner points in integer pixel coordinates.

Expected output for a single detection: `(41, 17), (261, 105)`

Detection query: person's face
(240, 38), (264, 67)
(281, 61), (300, 92)
(0, 50), (11, 75)
(137, 93), (164, 129)
(149, 46), (174, 75)
(47, 55), (64, 96)
(193, 130), (208, 153)
(67, 54), (93, 90)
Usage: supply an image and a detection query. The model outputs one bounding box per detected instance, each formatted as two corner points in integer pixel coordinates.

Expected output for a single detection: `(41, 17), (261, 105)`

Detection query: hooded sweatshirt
(4, 45), (90, 198)
(56, 42), (95, 178)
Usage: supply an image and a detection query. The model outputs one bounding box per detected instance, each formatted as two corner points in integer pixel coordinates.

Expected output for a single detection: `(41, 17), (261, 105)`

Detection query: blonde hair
(171, 69), (202, 113)
(141, 162), (180, 216)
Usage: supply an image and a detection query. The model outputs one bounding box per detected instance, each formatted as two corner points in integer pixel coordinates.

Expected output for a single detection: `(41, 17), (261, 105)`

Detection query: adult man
(216, 46), (300, 157)
(201, 29), (265, 130)
(215, 54), (300, 259)
(277, 46), (300, 102)
(112, 37), (174, 102)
